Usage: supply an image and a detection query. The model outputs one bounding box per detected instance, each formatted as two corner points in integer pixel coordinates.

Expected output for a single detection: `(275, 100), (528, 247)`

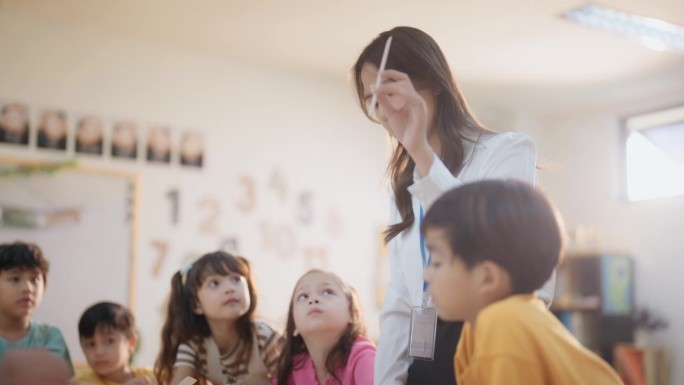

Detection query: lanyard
(419, 205), (430, 294)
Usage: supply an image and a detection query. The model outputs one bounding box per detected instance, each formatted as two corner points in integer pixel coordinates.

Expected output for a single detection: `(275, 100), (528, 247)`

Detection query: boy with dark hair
(423, 180), (621, 385)
(0, 241), (73, 373)
(74, 301), (156, 385)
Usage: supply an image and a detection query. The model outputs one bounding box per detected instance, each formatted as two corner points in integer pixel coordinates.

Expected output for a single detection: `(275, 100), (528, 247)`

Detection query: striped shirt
(174, 321), (283, 384)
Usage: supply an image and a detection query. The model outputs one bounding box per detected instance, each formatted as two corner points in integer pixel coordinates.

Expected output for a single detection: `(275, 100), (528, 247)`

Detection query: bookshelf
(552, 252), (635, 364)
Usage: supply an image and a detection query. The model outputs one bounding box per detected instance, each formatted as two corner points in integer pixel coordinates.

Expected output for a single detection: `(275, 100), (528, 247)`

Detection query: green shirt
(0, 320), (74, 375)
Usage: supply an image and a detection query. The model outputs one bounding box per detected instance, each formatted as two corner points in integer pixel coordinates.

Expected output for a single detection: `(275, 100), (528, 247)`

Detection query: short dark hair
(0, 242), (50, 285)
(423, 180), (564, 294)
(78, 302), (136, 340)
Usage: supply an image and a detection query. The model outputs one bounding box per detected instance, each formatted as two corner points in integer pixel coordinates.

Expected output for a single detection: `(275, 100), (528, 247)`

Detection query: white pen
(369, 36), (393, 120)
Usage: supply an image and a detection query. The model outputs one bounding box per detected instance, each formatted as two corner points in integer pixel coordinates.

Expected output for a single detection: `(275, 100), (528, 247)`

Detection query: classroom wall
(0, 9), (390, 365)
(533, 91), (684, 383)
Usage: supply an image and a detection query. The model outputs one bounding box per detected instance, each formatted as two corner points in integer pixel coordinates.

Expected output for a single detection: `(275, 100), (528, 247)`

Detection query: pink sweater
(280, 336), (376, 385)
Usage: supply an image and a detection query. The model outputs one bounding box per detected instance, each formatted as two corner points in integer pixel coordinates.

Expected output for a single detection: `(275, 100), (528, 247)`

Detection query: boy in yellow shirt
(423, 180), (622, 385)
(73, 302), (156, 385)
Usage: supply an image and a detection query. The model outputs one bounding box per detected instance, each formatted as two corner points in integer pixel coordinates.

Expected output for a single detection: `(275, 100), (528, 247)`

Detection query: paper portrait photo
(37, 109), (68, 151)
(179, 130), (204, 168)
(0, 102), (30, 146)
(111, 120), (138, 159)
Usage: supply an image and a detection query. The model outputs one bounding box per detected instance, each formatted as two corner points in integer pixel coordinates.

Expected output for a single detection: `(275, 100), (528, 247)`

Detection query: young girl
(275, 269), (375, 385)
(155, 251), (283, 385)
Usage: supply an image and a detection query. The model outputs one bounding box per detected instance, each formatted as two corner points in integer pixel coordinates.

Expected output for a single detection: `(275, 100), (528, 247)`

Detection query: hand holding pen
(370, 36), (437, 176)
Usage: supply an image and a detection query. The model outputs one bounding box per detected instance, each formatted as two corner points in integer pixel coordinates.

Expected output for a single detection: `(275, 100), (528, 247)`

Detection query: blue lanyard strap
(419, 205), (430, 293)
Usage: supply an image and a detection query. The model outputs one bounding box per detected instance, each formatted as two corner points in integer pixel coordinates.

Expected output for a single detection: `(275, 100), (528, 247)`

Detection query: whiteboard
(0, 168), (133, 364)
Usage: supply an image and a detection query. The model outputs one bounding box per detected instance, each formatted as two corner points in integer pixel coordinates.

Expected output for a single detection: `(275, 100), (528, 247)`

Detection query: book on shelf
(614, 344), (669, 385)
(601, 255), (633, 315)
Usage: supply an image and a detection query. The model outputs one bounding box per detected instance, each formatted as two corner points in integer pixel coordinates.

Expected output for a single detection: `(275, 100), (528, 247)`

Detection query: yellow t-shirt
(73, 367), (154, 385)
(455, 294), (622, 385)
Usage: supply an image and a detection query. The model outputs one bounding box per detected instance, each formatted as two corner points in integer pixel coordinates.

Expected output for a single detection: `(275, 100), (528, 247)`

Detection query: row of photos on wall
(0, 100), (204, 168)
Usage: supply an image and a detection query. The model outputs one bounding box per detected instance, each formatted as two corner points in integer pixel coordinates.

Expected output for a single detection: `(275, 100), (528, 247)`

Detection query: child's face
(80, 327), (134, 379)
(194, 271), (251, 322)
(0, 267), (44, 320)
(424, 228), (480, 323)
(292, 271), (351, 339)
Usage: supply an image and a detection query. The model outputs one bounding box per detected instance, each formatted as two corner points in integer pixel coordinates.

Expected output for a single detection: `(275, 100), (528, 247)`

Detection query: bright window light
(625, 106), (684, 202)
(563, 4), (684, 52)
(626, 132), (684, 201)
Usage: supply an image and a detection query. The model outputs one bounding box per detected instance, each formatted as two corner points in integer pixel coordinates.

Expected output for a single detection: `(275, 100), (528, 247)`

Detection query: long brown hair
(154, 251), (259, 384)
(276, 269), (367, 385)
(352, 26), (491, 243)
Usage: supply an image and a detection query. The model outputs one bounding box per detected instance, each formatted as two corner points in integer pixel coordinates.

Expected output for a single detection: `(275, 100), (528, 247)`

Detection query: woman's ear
(293, 329), (300, 337)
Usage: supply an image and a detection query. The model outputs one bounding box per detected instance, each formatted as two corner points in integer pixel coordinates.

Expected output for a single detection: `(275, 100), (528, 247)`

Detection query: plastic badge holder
(408, 305), (437, 360)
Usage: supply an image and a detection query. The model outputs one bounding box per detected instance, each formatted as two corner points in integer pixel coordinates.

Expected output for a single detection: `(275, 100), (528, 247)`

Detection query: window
(623, 105), (684, 201)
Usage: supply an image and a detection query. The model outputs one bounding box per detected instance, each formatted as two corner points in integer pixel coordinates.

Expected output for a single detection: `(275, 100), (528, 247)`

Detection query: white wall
(0, 9), (389, 365)
(534, 92), (684, 383)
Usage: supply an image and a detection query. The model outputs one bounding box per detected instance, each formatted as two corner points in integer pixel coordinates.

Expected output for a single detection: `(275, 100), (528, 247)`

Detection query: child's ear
(476, 261), (511, 300)
(129, 334), (139, 352)
(193, 301), (204, 315)
(293, 329), (299, 337)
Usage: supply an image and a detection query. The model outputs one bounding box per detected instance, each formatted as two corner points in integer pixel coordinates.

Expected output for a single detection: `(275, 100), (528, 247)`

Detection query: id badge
(408, 305), (437, 360)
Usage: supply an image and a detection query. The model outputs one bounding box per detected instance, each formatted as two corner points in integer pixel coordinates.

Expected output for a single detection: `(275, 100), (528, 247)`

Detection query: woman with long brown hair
(352, 26), (553, 385)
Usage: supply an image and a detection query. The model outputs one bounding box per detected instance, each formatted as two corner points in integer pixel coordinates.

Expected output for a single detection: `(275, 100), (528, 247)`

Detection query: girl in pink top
(275, 269), (375, 385)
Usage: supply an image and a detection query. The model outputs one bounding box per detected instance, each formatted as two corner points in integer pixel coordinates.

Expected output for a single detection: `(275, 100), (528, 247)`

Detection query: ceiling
(2, 0), (684, 112)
